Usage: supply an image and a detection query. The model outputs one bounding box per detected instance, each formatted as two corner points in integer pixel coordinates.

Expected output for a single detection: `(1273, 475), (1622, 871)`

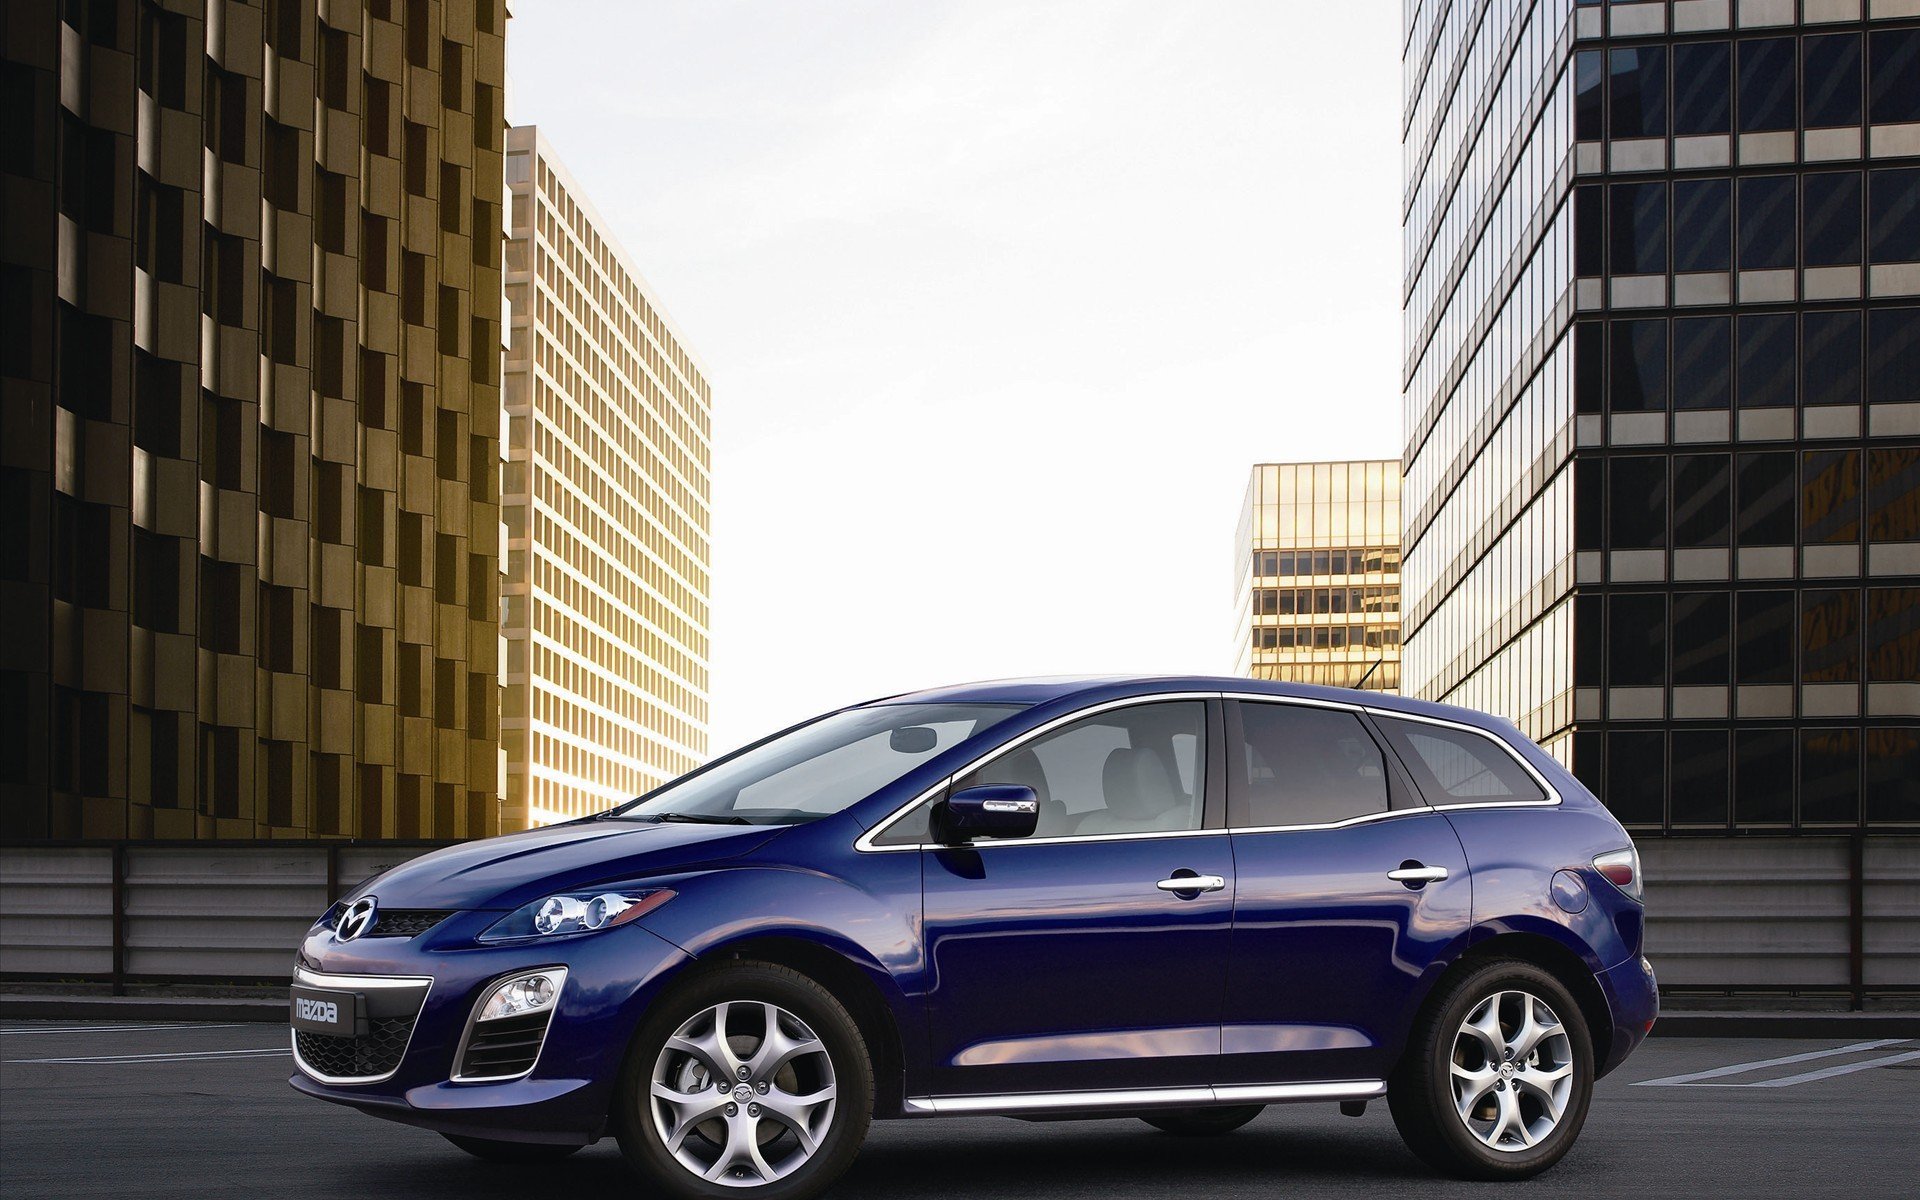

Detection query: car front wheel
(613, 962), (873, 1200)
(1388, 959), (1594, 1180)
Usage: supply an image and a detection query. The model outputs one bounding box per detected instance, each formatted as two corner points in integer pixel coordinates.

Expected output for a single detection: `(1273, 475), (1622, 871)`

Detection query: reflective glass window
(1803, 589), (1860, 684)
(1801, 450), (1861, 545)
(1734, 729), (1793, 824)
(1673, 316), (1732, 410)
(1801, 729), (1860, 825)
(1867, 308), (1920, 405)
(1674, 454), (1732, 546)
(1803, 311), (1862, 407)
(1738, 176), (1795, 270)
(1803, 33), (1863, 129)
(1868, 168), (1920, 265)
(1867, 447), (1920, 542)
(1576, 322), (1606, 414)
(1673, 178), (1732, 272)
(1610, 456), (1668, 547)
(1575, 593), (1604, 687)
(1866, 587), (1920, 687)
(1737, 314), (1795, 409)
(1576, 185), (1606, 277)
(1736, 590), (1796, 685)
(1869, 28), (1920, 126)
(1609, 593), (1667, 686)
(1576, 49), (1606, 140)
(1611, 319), (1667, 411)
(1609, 46), (1667, 138)
(1738, 38), (1796, 132)
(1672, 592), (1731, 685)
(1864, 727), (1920, 824)
(1673, 41), (1731, 135)
(1606, 732), (1664, 826)
(1670, 730), (1730, 826)
(1611, 182), (1668, 274)
(1737, 451), (1795, 544)
(1804, 172), (1862, 266)
(1576, 459), (1606, 552)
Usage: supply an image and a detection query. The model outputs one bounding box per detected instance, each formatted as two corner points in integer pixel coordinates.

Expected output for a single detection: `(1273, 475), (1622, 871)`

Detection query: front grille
(296, 1014), (417, 1081)
(456, 1010), (555, 1080)
(360, 909), (452, 938)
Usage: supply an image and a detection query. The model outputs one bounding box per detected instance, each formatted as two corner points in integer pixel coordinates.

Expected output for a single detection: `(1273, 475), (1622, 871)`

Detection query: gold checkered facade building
(0, 0), (506, 839)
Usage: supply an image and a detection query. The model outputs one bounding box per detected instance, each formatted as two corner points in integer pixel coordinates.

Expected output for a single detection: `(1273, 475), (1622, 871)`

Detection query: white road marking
(6, 1047), (291, 1065)
(1742, 1049), (1920, 1088)
(1633, 1039), (1913, 1087)
(0, 1023), (256, 1036)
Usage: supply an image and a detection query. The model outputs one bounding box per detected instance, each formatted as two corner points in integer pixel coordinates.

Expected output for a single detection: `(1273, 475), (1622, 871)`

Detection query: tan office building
(0, 0), (507, 839)
(1232, 461), (1402, 692)
(499, 127), (712, 831)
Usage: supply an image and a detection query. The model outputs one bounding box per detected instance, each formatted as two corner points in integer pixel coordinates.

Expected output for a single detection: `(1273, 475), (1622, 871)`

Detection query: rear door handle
(1157, 873), (1227, 893)
(1387, 865), (1449, 884)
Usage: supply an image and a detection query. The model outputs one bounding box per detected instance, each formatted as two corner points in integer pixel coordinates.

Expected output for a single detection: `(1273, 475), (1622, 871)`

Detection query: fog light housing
(475, 967), (567, 1023)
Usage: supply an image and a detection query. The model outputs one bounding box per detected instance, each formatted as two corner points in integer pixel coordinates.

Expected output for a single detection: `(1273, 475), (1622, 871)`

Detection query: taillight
(1594, 847), (1643, 903)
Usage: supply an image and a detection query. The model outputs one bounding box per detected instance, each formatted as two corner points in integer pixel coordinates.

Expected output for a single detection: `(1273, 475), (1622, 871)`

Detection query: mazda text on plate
(289, 676), (1657, 1198)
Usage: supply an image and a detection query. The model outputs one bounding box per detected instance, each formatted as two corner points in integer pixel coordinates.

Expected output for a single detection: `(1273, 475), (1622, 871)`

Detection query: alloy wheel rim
(650, 1001), (838, 1187)
(1448, 989), (1574, 1153)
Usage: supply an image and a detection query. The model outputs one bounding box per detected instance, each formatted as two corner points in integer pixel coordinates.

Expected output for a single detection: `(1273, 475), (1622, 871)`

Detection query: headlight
(477, 889), (674, 942)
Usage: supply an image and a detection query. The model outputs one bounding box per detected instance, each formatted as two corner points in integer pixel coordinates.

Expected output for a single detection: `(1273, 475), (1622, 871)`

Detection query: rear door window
(1232, 702), (1391, 827)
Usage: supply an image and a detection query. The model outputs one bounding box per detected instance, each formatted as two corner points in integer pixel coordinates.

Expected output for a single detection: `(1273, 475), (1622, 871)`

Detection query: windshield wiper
(646, 811), (753, 826)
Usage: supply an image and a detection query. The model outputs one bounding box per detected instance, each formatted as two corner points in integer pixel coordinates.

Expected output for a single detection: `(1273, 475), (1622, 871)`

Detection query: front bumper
(287, 912), (692, 1145)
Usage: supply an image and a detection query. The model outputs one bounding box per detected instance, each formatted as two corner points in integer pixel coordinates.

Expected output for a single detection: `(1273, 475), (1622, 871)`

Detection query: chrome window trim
(854, 692), (1220, 853)
(903, 1078), (1384, 1115)
(448, 965), (569, 1085)
(290, 966), (433, 1087)
(854, 691), (1564, 854)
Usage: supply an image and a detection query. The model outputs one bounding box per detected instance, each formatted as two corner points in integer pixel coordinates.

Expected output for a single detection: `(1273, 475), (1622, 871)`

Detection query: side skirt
(901, 1079), (1384, 1117)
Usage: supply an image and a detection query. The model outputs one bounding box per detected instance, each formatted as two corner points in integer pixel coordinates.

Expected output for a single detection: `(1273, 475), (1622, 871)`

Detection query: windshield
(612, 703), (1027, 826)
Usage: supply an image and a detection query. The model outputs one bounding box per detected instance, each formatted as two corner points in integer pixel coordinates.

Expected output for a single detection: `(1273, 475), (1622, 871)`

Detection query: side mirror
(935, 784), (1040, 845)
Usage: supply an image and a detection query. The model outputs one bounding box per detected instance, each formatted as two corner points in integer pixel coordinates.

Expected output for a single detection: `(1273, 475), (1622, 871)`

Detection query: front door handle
(1387, 864), (1450, 885)
(1156, 873), (1227, 894)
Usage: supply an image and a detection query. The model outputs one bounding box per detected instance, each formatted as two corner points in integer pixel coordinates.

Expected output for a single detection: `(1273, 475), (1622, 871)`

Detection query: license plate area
(290, 984), (366, 1037)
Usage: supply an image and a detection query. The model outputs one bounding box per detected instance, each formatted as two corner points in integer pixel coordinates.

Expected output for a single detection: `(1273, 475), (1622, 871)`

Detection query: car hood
(344, 819), (785, 910)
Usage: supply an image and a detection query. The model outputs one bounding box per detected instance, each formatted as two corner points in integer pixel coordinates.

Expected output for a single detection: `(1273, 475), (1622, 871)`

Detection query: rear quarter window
(1375, 716), (1548, 805)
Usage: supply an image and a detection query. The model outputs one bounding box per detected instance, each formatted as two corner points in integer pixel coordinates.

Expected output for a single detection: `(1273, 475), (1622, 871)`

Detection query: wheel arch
(681, 934), (911, 1119)
(1435, 932), (1615, 1076)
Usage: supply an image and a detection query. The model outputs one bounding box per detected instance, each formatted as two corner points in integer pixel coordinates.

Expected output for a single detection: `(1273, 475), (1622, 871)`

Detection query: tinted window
(1804, 172), (1862, 267)
(1738, 176), (1795, 270)
(915, 701), (1208, 842)
(1234, 703), (1388, 827)
(1611, 319), (1667, 411)
(1609, 46), (1666, 138)
(1673, 316), (1731, 410)
(1803, 311), (1862, 407)
(1738, 38), (1795, 132)
(1611, 182), (1667, 274)
(1673, 41), (1730, 135)
(1804, 33), (1862, 128)
(1673, 178), (1731, 272)
(1376, 716), (1547, 804)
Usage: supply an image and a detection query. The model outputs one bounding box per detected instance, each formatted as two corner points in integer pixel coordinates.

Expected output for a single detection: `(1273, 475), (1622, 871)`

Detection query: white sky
(506, 1), (1405, 750)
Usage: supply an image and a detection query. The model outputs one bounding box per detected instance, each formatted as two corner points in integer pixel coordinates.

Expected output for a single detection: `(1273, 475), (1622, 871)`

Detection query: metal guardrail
(0, 841), (455, 990)
(2, 836), (1916, 1003)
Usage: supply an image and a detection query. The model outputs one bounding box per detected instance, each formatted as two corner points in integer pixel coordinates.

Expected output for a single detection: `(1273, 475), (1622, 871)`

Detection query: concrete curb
(1652, 1011), (1920, 1038)
(7, 993), (1918, 1036)
(2, 994), (286, 1023)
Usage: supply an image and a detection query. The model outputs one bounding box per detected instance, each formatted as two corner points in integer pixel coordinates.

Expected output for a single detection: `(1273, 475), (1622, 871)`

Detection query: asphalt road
(2, 1022), (1915, 1199)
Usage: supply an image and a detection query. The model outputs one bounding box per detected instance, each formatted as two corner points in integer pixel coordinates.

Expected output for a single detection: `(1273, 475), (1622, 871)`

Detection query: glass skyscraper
(499, 128), (712, 830)
(1401, 0), (1919, 838)
(1232, 461), (1403, 692)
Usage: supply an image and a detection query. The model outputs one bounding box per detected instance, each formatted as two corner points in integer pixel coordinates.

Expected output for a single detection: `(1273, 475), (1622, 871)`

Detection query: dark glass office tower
(1403, 0), (1918, 994)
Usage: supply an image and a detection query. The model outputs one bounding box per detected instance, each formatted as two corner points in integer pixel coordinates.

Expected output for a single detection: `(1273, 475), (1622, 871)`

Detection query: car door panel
(922, 835), (1235, 1095)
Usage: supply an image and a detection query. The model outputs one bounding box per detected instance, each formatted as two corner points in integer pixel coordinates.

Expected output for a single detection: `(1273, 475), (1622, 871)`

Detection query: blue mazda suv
(289, 676), (1656, 1196)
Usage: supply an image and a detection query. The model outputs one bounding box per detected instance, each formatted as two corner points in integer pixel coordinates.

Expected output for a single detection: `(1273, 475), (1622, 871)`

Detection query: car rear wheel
(1388, 959), (1593, 1180)
(1138, 1105), (1265, 1136)
(441, 1133), (584, 1163)
(613, 962), (873, 1200)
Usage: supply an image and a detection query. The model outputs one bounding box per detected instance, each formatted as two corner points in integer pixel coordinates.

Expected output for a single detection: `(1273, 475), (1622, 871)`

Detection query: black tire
(613, 962), (874, 1200)
(1388, 959), (1594, 1181)
(441, 1133), (584, 1163)
(1138, 1105), (1265, 1136)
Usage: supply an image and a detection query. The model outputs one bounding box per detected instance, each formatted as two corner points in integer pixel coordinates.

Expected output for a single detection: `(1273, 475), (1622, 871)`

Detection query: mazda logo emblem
(337, 896), (378, 941)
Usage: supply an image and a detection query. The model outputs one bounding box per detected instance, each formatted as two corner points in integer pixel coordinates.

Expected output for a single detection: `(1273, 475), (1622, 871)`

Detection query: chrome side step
(903, 1079), (1384, 1116)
